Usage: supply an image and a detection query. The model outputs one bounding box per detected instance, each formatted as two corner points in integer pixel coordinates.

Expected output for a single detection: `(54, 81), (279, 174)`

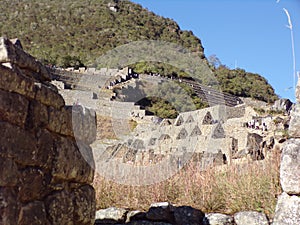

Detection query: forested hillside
(0, 0), (204, 66)
(0, 0), (278, 102)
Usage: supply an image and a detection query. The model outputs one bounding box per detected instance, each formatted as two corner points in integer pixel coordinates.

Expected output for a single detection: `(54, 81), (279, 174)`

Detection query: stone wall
(272, 80), (300, 224)
(0, 37), (96, 224)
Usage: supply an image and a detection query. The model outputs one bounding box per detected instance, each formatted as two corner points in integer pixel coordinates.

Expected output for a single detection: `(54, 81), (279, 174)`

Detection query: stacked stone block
(273, 79), (300, 225)
(0, 37), (96, 224)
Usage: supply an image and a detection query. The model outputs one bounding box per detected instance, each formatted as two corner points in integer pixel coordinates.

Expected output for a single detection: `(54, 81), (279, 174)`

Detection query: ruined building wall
(0, 37), (96, 224)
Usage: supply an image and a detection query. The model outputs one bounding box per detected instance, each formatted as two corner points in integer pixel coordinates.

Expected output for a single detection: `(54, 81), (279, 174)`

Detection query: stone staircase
(182, 79), (243, 107)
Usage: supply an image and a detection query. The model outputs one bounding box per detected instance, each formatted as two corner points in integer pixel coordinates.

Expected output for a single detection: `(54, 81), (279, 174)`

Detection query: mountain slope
(0, 0), (278, 102)
(0, 0), (205, 66)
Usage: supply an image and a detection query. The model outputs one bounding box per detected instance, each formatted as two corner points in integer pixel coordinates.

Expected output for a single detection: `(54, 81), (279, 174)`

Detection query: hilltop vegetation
(0, 0), (277, 103)
(215, 66), (278, 103)
(0, 0), (204, 66)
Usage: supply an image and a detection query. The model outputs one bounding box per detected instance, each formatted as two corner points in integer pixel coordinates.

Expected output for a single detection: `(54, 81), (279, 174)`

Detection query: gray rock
(146, 202), (174, 223)
(233, 211), (269, 225)
(212, 123), (225, 139)
(272, 98), (293, 113)
(0, 37), (51, 81)
(173, 206), (205, 225)
(95, 207), (127, 224)
(280, 139), (300, 194)
(126, 210), (145, 223)
(289, 103), (300, 138)
(273, 192), (300, 225)
(204, 213), (234, 225)
(246, 133), (264, 160)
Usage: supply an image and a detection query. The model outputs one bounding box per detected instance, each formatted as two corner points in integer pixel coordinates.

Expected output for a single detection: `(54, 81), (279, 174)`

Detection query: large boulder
(233, 211), (269, 225)
(246, 133), (264, 160)
(273, 192), (300, 225)
(204, 213), (234, 225)
(146, 202), (175, 223)
(95, 207), (128, 224)
(280, 139), (300, 194)
(173, 206), (205, 225)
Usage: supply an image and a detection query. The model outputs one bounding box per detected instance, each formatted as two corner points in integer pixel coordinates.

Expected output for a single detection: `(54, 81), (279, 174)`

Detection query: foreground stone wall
(272, 81), (300, 225)
(0, 37), (96, 224)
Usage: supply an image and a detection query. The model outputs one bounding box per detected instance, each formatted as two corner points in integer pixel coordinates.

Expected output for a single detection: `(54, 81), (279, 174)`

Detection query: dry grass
(96, 115), (117, 140)
(93, 151), (281, 218)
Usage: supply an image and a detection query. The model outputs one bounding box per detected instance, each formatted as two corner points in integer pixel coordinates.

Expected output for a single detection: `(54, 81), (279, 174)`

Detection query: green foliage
(146, 97), (179, 119)
(0, 0), (204, 67)
(60, 55), (85, 69)
(214, 66), (278, 103)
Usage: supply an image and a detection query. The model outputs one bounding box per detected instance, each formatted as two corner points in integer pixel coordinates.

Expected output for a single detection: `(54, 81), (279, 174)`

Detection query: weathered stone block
(146, 202), (174, 223)
(18, 201), (50, 225)
(18, 168), (51, 203)
(52, 136), (94, 184)
(289, 103), (300, 138)
(0, 187), (18, 225)
(204, 213), (234, 225)
(173, 206), (205, 225)
(272, 98), (293, 113)
(45, 190), (74, 225)
(280, 139), (300, 194)
(0, 122), (36, 164)
(47, 106), (73, 137)
(72, 185), (96, 225)
(0, 89), (29, 127)
(126, 210), (146, 223)
(273, 192), (300, 225)
(0, 65), (36, 99)
(34, 82), (65, 109)
(0, 37), (51, 81)
(95, 207), (127, 224)
(0, 156), (19, 186)
(0, 122), (54, 168)
(233, 211), (269, 225)
(72, 105), (97, 144)
(26, 100), (49, 130)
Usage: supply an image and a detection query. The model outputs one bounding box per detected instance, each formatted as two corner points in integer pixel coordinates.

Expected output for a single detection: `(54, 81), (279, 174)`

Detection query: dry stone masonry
(272, 80), (300, 225)
(1, 36), (299, 224)
(0, 37), (96, 224)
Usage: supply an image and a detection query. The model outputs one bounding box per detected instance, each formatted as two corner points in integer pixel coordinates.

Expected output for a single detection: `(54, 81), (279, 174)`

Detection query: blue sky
(131, 0), (300, 102)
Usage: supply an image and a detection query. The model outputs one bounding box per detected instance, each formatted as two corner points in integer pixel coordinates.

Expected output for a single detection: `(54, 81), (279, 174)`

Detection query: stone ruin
(0, 37), (96, 224)
(0, 36), (299, 224)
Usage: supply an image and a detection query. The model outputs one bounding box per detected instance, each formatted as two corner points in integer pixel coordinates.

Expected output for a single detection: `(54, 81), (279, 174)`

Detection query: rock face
(233, 211), (269, 225)
(280, 139), (300, 194)
(0, 37), (96, 224)
(271, 98), (293, 113)
(204, 213), (234, 225)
